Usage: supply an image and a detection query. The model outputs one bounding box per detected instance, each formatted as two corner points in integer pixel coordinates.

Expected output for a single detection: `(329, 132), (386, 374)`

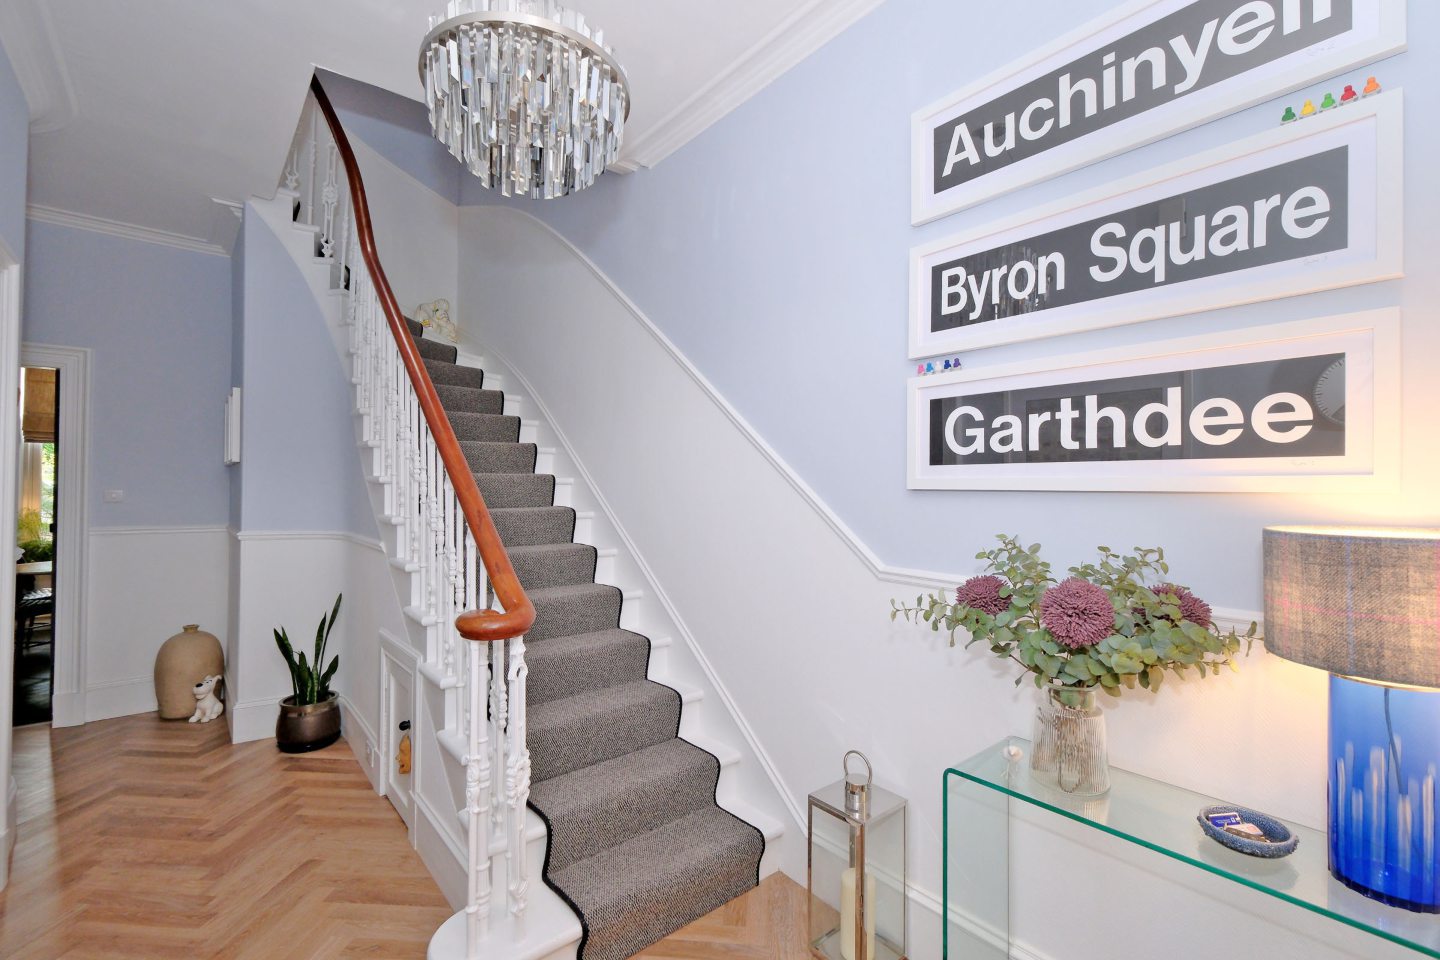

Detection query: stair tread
(413, 338), (458, 363)
(529, 582), (620, 604)
(473, 471), (555, 509)
(489, 505), (576, 548)
(525, 626), (647, 660)
(534, 738), (715, 802)
(530, 679), (676, 735)
(549, 807), (763, 959)
(424, 358), (485, 389)
(528, 679), (680, 782)
(460, 441), (538, 475)
(437, 385), (503, 401)
(525, 628), (651, 705)
(507, 541), (598, 591)
(553, 805), (760, 888)
(446, 412), (521, 442)
(531, 739), (721, 874)
(506, 542), (595, 559)
(436, 384), (504, 414)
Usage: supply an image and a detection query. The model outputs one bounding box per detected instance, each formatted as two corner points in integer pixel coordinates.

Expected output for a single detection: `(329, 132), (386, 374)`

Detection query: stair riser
(448, 414), (522, 443)
(540, 756), (722, 875)
(413, 338), (459, 364)
(549, 813), (763, 960)
(510, 546), (597, 591)
(529, 693), (680, 782)
(490, 509), (577, 548)
(474, 473), (556, 510)
(528, 589), (621, 642)
(526, 636), (651, 706)
(461, 442), (538, 475)
(436, 385), (505, 415)
(425, 361), (486, 390)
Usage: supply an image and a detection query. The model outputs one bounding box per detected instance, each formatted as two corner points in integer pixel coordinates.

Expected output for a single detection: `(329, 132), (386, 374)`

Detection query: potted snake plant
(273, 594), (343, 753)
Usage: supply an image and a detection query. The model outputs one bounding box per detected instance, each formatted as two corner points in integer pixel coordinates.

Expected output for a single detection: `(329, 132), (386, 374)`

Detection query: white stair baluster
(276, 89), (535, 954)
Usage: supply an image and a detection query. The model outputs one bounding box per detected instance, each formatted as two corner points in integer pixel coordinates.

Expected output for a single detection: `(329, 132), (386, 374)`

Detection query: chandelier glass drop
(420, 0), (630, 199)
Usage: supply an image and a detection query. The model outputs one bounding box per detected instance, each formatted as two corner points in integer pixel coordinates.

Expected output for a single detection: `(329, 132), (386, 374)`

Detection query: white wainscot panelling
(82, 526), (231, 723)
(227, 530), (399, 746)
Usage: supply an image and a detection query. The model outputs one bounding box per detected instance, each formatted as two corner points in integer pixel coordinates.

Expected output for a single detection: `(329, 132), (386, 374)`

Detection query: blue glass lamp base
(1329, 675), (1440, 913)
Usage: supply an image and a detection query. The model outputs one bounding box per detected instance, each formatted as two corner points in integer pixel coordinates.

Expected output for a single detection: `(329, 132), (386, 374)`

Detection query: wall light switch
(103, 489), (125, 503)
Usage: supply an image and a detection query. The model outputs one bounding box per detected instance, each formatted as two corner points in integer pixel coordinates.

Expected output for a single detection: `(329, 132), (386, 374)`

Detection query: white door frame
(0, 241), (21, 888)
(18, 342), (90, 728)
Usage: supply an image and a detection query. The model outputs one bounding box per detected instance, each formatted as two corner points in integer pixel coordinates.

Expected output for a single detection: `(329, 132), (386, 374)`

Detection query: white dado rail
(281, 80), (531, 956)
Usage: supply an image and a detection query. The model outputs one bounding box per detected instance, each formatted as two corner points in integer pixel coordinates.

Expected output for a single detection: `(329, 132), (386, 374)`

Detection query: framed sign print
(906, 309), (1399, 492)
(908, 93), (1401, 358)
(912, 0), (1407, 224)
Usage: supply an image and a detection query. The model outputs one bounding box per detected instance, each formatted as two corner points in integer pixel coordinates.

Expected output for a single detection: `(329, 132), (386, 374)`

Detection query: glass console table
(944, 737), (1439, 958)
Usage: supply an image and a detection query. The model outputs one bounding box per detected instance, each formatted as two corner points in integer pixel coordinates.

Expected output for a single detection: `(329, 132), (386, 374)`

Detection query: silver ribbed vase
(1030, 685), (1110, 797)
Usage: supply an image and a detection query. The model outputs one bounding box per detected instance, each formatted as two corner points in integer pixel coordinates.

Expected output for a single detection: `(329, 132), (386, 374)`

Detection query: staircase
(409, 316), (767, 960)
(260, 77), (791, 960)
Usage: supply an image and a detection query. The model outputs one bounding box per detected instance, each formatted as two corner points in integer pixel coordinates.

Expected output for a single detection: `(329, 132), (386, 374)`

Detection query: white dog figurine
(189, 675), (224, 723)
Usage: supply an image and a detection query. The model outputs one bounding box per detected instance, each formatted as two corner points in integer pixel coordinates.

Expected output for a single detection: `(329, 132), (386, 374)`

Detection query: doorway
(14, 366), (58, 726)
(16, 344), (88, 729)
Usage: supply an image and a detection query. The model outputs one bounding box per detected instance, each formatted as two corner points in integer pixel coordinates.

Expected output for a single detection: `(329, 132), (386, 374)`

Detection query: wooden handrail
(309, 74), (535, 644)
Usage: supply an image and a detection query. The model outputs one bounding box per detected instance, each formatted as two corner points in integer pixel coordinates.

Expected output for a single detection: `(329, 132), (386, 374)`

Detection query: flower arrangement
(892, 535), (1255, 696)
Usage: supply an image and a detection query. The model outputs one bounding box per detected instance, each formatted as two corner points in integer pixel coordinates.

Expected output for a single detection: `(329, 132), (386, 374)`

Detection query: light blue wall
(230, 219), (246, 529)
(22, 221), (233, 527)
(0, 41), (28, 262)
(476, 0), (1436, 611)
(235, 210), (375, 537)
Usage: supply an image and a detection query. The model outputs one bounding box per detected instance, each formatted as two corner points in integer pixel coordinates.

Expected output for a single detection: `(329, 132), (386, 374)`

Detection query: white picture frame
(912, 0), (1407, 225)
(906, 309), (1399, 492)
(908, 93), (1402, 358)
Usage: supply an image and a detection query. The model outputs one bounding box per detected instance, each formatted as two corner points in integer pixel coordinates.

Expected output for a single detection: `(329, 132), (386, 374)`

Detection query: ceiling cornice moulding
(611, 0), (885, 173)
(0, 0), (78, 134)
(26, 205), (229, 258)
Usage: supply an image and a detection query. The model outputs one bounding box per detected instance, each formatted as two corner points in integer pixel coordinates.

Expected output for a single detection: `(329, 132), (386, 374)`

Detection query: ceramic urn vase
(154, 624), (224, 720)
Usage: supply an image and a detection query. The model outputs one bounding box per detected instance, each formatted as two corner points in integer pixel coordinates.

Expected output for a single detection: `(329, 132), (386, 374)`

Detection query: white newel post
(506, 632), (531, 921)
(466, 638), (492, 954)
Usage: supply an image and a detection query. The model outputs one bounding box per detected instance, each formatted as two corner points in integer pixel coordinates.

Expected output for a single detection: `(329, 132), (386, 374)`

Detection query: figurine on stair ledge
(415, 298), (458, 343)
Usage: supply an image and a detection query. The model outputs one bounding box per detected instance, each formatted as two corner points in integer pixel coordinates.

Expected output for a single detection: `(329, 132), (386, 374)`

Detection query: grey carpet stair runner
(405, 320), (764, 960)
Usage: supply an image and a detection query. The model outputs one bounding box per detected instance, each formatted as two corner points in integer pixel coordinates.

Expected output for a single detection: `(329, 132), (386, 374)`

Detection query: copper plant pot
(276, 692), (341, 753)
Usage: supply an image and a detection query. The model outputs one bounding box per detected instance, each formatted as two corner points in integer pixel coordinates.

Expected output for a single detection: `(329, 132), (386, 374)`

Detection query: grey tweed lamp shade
(1263, 526), (1440, 689)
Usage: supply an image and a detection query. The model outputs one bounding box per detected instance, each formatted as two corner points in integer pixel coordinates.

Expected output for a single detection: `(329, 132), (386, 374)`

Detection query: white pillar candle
(839, 866), (877, 960)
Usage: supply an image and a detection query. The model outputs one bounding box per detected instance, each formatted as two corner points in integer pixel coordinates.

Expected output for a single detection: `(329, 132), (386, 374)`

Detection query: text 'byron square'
(929, 147), (1349, 334)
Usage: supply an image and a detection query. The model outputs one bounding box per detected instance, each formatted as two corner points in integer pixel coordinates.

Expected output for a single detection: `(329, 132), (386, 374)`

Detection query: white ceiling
(0, 0), (882, 254)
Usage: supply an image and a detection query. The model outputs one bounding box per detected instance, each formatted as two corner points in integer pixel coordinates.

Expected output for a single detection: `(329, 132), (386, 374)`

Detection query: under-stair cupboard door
(382, 641), (417, 831)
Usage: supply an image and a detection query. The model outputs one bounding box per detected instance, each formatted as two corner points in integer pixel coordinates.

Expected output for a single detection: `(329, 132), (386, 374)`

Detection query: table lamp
(1263, 526), (1440, 913)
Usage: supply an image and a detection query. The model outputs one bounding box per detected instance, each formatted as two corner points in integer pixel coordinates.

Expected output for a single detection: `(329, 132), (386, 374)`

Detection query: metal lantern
(808, 751), (908, 960)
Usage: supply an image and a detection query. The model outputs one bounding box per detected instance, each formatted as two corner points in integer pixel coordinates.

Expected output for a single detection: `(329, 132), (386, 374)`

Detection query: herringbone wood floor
(0, 712), (809, 959)
(635, 873), (811, 959)
(0, 713), (451, 959)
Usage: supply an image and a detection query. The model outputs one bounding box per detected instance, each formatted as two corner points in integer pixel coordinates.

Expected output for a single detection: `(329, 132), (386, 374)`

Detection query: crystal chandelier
(419, 0), (630, 199)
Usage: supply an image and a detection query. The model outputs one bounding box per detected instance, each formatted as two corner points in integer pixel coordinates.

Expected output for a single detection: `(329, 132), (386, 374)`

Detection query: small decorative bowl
(1197, 804), (1299, 858)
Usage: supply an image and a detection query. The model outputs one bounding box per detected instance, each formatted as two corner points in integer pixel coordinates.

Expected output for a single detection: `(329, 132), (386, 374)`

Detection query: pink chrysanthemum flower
(956, 575), (1008, 616)
(1155, 583), (1213, 629)
(1040, 578), (1114, 649)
